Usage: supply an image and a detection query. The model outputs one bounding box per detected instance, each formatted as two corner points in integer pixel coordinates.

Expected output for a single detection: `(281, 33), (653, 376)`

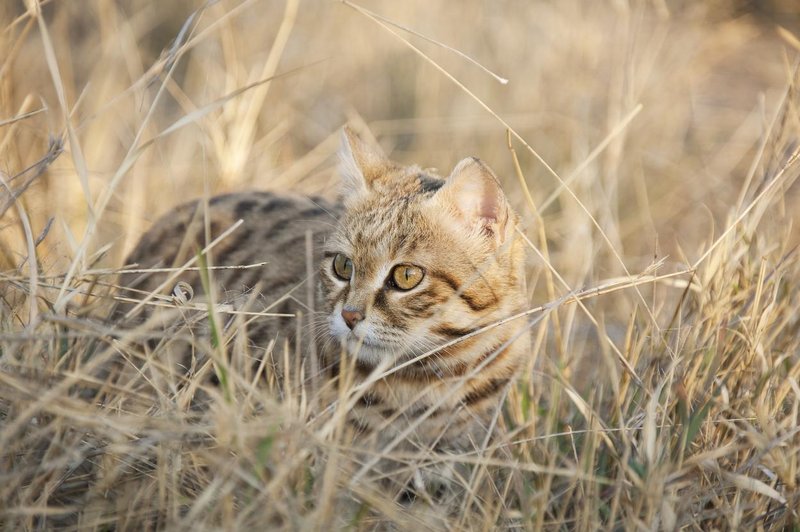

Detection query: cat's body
(119, 190), (338, 355)
(118, 128), (530, 495)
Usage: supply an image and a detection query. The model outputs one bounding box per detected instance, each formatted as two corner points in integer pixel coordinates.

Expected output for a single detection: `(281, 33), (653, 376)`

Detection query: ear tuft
(338, 126), (387, 199)
(434, 157), (511, 244)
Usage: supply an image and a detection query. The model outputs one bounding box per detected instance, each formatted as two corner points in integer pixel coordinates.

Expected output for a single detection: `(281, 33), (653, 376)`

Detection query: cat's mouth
(344, 332), (396, 365)
(346, 331), (381, 349)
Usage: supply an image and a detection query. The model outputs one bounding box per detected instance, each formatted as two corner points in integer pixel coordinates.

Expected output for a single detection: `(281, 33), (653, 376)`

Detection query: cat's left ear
(338, 126), (388, 199)
(434, 157), (512, 245)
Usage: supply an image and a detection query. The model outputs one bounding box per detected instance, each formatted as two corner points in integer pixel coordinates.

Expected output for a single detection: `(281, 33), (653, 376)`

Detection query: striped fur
(118, 128), (530, 493)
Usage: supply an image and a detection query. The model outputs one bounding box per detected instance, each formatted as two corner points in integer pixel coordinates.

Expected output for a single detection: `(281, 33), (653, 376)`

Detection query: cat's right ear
(433, 157), (512, 246)
(338, 126), (387, 199)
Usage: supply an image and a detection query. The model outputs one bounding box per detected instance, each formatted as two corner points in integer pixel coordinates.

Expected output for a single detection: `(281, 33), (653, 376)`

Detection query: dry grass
(2, 0), (800, 529)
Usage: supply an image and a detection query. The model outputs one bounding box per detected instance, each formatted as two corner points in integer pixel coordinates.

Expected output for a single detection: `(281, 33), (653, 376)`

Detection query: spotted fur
(118, 127), (530, 495)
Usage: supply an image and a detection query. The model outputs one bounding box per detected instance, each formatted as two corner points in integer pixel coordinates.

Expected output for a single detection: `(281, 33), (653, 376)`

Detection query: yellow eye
(391, 264), (424, 290)
(332, 253), (353, 281)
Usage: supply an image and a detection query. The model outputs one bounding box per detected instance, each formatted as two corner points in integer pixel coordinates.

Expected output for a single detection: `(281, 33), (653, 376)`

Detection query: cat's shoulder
(207, 190), (336, 217)
(136, 191), (337, 239)
(124, 190), (340, 270)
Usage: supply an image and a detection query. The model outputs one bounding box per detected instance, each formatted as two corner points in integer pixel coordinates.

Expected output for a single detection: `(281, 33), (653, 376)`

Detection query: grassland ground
(1, 1), (799, 529)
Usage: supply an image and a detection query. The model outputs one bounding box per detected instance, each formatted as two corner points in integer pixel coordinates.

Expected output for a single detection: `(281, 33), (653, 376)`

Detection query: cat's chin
(343, 335), (392, 367)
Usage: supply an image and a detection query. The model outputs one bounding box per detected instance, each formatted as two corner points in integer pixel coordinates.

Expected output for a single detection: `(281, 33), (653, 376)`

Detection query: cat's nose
(341, 308), (364, 330)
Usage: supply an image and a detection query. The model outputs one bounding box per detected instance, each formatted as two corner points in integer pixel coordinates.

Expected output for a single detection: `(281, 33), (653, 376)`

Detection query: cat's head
(320, 127), (526, 372)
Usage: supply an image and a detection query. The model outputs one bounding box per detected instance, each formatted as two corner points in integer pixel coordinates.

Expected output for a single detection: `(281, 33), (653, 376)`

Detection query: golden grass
(2, 0), (800, 529)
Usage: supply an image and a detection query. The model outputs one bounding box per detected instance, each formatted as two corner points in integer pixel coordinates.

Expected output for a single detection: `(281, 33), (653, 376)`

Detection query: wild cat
(118, 127), (530, 497)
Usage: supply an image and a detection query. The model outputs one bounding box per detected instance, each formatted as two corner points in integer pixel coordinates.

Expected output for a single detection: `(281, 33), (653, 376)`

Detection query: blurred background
(1, 0), (799, 310)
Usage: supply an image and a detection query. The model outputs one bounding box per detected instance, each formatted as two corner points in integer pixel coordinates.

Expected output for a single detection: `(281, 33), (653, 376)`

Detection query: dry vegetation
(2, 0), (800, 529)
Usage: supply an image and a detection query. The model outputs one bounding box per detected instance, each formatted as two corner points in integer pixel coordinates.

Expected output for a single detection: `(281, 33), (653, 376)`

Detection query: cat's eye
(390, 264), (424, 290)
(332, 253), (353, 281)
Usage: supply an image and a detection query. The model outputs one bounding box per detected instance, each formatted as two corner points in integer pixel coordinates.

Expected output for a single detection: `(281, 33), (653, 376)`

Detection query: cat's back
(118, 190), (339, 319)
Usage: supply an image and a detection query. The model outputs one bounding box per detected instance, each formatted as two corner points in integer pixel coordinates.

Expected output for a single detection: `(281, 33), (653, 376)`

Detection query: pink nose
(341, 309), (364, 330)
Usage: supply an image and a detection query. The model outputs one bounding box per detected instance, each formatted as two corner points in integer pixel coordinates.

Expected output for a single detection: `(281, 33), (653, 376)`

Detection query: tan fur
(118, 127), (530, 495)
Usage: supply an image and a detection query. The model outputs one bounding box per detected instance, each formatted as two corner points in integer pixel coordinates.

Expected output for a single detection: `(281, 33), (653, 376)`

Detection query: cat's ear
(434, 157), (511, 245)
(338, 126), (387, 198)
